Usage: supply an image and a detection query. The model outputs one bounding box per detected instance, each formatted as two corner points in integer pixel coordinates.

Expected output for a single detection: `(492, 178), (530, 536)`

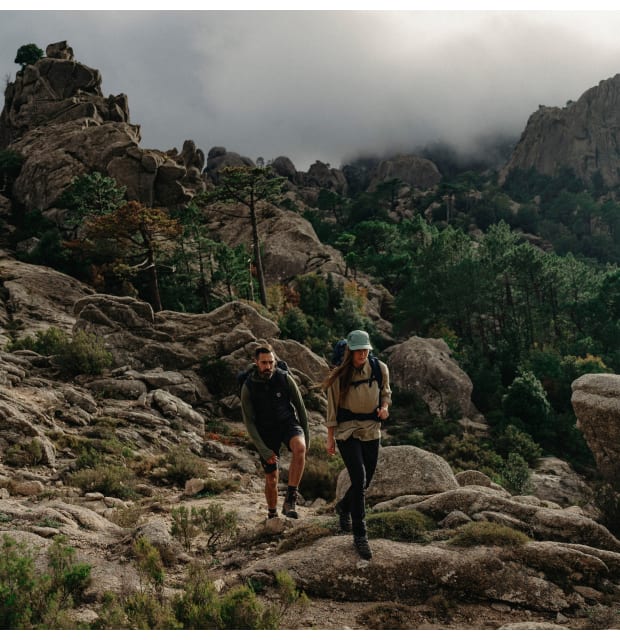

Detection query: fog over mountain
(2, 9), (620, 171)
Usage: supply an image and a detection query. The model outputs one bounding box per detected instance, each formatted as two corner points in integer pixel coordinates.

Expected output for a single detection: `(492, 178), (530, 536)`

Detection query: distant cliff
(501, 73), (620, 187)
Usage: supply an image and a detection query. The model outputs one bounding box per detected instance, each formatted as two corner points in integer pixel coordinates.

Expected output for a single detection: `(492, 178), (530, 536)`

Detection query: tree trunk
(249, 200), (268, 307)
(146, 246), (162, 312)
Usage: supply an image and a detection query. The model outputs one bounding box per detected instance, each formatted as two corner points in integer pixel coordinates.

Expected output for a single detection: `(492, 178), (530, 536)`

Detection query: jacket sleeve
(240, 381), (274, 461)
(288, 374), (310, 447)
(325, 377), (340, 428)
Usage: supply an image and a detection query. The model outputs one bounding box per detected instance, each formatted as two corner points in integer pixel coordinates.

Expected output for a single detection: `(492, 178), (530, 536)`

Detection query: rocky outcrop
(531, 456), (596, 515)
(500, 73), (620, 188)
(302, 160), (348, 194)
(204, 199), (394, 336)
(244, 456), (620, 615)
(337, 445), (459, 503)
(368, 154), (442, 190)
(385, 336), (483, 421)
(571, 373), (620, 485)
(270, 155), (298, 183)
(0, 41), (205, 211)
(204, 146), (254, 184)
(0, 249), (95, 347)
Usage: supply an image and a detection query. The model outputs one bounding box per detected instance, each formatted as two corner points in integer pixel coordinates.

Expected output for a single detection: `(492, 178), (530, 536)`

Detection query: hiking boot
(335, 500), (352, 532)
(282, 500), (299, 519)
(267, 509), (279, 519)
(353, 535), (372, 560)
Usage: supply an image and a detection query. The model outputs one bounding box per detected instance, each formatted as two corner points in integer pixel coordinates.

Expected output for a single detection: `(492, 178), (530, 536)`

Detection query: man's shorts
(259, 424), (305, 473)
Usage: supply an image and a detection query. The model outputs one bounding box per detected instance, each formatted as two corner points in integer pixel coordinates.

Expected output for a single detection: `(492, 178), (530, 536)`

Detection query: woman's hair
(321, 345), (355, 404)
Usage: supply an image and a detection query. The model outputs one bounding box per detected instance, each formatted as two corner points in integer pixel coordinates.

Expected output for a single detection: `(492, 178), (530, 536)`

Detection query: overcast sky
(2, 8), (620, 171)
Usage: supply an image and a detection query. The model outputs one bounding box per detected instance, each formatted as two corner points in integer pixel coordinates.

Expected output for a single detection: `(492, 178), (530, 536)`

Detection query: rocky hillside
(500, 73), (620, 188)
(0, 253), (618, 630)
(0, 41), (619, 630)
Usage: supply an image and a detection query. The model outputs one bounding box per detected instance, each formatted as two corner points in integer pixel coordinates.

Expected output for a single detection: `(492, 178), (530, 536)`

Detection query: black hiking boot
(335, 500), (352, 532)
(282, 500), (299, 519)
(353, 534), (372, 560)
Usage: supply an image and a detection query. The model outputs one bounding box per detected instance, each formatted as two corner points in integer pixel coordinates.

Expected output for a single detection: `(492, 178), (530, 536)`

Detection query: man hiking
(240, 343), (309, 519)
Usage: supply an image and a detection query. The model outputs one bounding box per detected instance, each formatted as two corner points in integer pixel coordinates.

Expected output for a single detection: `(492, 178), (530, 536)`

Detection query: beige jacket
(326, 359), (391, 441)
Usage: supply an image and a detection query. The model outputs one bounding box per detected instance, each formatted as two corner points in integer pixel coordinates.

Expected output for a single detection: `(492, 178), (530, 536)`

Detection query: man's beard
(259, 369), (273, 380)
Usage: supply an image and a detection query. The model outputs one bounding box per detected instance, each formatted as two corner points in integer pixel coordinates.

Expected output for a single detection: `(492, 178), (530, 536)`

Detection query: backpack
(236, 360), (290, 398)
(330, 338), (383, 389)
(331, 339), (348, 366)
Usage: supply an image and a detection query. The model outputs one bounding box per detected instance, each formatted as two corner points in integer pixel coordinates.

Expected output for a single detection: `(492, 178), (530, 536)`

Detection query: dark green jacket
(240, 366), (309, 460)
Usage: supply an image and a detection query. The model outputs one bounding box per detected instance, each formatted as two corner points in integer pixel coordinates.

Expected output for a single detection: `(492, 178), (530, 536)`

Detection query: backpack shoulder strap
(368, 355), (383, 388)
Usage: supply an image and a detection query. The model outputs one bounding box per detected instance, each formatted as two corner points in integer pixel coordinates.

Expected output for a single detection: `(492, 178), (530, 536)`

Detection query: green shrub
(500, 452), (532, 495)
(298, 438), (343, 501)
(66, 464), (137, 499)
(0, 533), (92, 629)
(366, 509), (434, 542)
(7, 327), (113, 377)
(278, 306), (310, 342)
(171, 503), (239, 554)
(47, 535), (92, 608)
(162, 446), (212, 486)
(502, 369), (551, 428)
(171, 506), (199, 552)
(120, 591), (180, 630)
(491, 424), (542, 465)
(219, 584), (276, 630)
(198, 357), (237, 396)
(436, 433), (504, 480)
(448, 521), (530, 547)
(173, 564), (222, 629)
(54, 330), (114, 376)
(133, 536), (164, 591)
(4, 438), (45, 467)
(7, 326), (69, 355)
(175, 567), (308, 630)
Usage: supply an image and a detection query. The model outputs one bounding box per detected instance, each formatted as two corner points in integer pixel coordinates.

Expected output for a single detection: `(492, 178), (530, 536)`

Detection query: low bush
(54, 330), (114, 376)
(0, 533), (91, 629)
(66, 463), (137, 499)
(6, 327), (113, 376)
(173, 565), (307, 630)
(499, 452), (532, 495)
(162, 446), (212, 486)
(366, 509), (434, 542)
(299, 437), (344, 501)
(448, 521), (530, 547)
(170, 503), (239, 554)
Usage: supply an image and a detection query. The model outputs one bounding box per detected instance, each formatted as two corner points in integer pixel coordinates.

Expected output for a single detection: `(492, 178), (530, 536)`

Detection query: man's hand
(266, 453), (278, 465)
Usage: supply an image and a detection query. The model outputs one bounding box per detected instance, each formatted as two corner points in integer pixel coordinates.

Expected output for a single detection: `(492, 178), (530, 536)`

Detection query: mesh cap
(347, 330), (372, 351)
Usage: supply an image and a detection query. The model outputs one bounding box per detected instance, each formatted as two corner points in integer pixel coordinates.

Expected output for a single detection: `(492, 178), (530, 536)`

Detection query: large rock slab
(337, 445), (459, 504)
(500, 73), (620, 188)
(0, 252), (95, 347)
(385, 336), (480, 420)
(571, 373), (620, 484)
(244, 535), (612, 613)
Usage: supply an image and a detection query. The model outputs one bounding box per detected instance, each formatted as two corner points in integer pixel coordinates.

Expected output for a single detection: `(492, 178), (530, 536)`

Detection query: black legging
(336, 436), (380, 523)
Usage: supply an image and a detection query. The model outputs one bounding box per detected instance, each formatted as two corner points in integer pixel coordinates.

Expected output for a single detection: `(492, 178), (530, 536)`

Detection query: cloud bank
(2, 10), (620, 170)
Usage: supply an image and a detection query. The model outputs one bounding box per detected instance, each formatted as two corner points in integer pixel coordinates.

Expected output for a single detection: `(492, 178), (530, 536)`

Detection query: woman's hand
(326, 432), (336, 456)
(377, 405), (389, 420)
